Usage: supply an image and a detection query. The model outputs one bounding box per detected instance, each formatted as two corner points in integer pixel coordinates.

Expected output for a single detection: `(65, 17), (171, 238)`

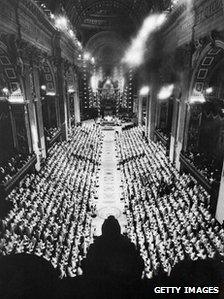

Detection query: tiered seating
(0, 152), (32, 185)
(0, 124), (102, 278)
(116, 126), (224, 279)
(184, 151), (222, 184)
(45, 127), (60, 144)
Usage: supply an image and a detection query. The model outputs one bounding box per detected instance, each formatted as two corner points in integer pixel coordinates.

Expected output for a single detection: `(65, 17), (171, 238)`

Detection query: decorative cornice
(20, 0), (56, 33)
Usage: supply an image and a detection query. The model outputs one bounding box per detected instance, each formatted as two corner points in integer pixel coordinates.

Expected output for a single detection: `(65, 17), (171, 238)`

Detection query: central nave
(0, 124), (224, 281)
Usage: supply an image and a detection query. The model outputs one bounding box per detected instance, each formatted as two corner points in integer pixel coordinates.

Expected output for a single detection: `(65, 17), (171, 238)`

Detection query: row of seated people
(184, 150), (222, 184)
(0, 124), (102, 278)
(44, 127), (60, 143)
(155, 127), (169, 142)
(116, 126), (224, 280)
(0, 152), (33, 185)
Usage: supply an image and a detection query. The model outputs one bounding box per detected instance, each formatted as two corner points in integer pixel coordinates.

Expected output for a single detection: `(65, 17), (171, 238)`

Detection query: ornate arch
(66, 0), (152, 28)
(0, 40), (21, 95)
(190, 40), (224, 96)
(86, 31), (126, 67)
(66, 66), (76, 93)
(40, 59), (56, 96)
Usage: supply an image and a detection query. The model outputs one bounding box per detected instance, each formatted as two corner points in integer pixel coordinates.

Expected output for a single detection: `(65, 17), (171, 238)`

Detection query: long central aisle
(93, 128), (126, 236)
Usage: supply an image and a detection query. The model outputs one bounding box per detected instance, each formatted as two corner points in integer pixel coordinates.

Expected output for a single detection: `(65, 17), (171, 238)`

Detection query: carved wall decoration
(66, 66), (76, 92)
(186, 40), (224, 155)
(41, 59), (56, 95)
(187, 104), (202, 152)
(66, 0), (150, 29)
(11, 105), (29, 153)
(0, 41), (21, 94)
(190, 40), (224, 97)
(0, 102), (14, 161)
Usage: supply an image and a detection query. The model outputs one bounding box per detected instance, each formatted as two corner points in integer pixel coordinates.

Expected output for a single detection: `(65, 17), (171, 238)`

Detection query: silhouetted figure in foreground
(58, 215), (145, 299)
(1, 217), (224, 299)
(82, 216), (144, 281)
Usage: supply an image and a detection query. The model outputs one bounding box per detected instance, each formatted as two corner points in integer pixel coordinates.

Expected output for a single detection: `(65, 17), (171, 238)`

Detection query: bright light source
(83, 52), (91, 60)
(31, 123), (39, 151)
(139, 86), (150, 96)
(41, 85), (46, 91)
(205, 87), (213, 94)
(77, 41), (82, 48)
(8, 96), (24, 104)
(68, 88), (75, 93)
(50, 13), (55, 20)
(91, 75), (99, 92)
(8, 89), (24, 103)
(189, 95), (206, 104)
(46, 91), (56, 96)
(55, 16), (68, 30)
(2, 87), (9, 95)
(69, 30), (74, 37)
(158, 84), (174, 100)
(91, 57), (95, 64)
(122, 14), (166, 67)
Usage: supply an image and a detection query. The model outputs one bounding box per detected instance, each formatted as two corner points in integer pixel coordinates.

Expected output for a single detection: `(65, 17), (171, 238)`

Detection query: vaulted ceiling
(43, 0), (171, 72)
(64, 0), (170, 40)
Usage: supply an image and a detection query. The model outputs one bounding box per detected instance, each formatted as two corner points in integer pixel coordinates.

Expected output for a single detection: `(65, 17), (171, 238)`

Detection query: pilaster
(216, 162), (224, 224)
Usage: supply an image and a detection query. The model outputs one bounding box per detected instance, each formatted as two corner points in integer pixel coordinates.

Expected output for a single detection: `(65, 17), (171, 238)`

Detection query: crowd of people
(155, 128), (169, 142)
(0, 152), (33, 186)
(0, 124), (102, 278)
(116, 126), (224, 279)
(44, 127), (60, 144)
(0, 122), (224, 283)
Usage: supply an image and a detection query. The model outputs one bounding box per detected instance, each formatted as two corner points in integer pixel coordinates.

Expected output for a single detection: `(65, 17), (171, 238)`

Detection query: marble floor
(92, 128), (126, 236)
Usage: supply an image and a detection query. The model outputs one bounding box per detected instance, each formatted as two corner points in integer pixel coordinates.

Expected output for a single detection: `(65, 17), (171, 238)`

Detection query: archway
(0, 42), (29, 157)
(183, 40), (224, 214)
(39, 59), (58, 147)
(65, 67), (79, 125)
(186, 41), (224, 178)
(0, 41), (30, 187)
(98, 77), (119, 117)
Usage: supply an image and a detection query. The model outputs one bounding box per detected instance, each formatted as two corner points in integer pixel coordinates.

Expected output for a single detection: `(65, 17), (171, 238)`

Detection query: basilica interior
(0, 0), (224, 298)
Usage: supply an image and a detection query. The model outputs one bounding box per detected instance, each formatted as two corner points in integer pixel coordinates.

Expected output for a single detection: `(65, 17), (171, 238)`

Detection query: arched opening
(181, 41), (224, 213)
(155, 97), (174, 152)
(98, 77), (118, 117)
(185, 42), (224, 182)
(39, 60), (59, 147)
(0, 42), (32, 189)
(198, 59), (224, 166)
(65, 67), (78, 126)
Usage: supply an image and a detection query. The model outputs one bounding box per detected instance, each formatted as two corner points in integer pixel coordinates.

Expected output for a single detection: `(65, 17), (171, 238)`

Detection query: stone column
(54, 59), (69, 141)
(67, 92), (71, 133)
(62, 63), (69, 140)
(138, 96), (143, 125)
(22, 64), (45, 170)
(23, 103), (33, 152)
(169, 98), (180, 163)
(55, 95), (61, 128)
(33, 66), (47, 159)
(174, 68), (190, 170)
(74, 91), (81, 123)
(216, 162), (224, 224)
(145, 94), (150, 136)
(147, 72), (159, 140)
(155, 101), (161, 131)
(8, 105), (18, 149)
